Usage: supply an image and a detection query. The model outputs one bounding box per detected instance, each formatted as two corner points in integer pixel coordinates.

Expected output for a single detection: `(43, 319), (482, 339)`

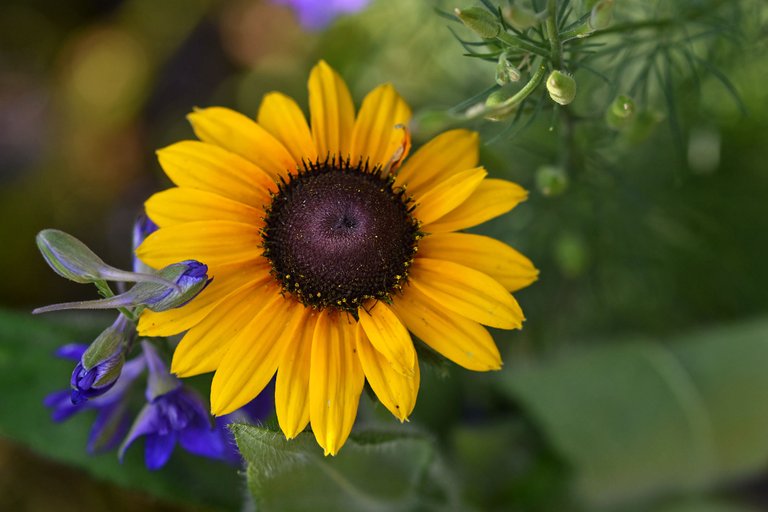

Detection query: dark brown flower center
(262, 159), (420, 312)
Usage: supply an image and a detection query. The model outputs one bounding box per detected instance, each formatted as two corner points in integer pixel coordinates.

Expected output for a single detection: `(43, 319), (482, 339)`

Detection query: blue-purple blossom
(45, 344), (145, 453)
(119, 342), (226, 470)
(71, 314), (134, 404)
(215, 383), (275, 464)
(132, 214), (158, 273)
(273, 0), (370, 30)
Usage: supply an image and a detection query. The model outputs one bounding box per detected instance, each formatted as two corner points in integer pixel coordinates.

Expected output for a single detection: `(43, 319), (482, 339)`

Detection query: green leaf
(0, 308), (241, 510)
(498, 318), (768, 509)
(232, 424), (453, 512)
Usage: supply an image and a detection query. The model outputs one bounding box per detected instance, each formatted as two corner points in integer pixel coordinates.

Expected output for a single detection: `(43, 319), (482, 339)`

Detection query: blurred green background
(1, 0), (767, 510)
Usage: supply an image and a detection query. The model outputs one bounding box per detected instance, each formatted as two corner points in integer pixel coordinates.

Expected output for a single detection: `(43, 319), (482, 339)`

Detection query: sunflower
(137, 61), (537, 455)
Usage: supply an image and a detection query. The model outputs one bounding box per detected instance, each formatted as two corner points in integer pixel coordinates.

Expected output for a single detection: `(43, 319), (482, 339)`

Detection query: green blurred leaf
(498, 318), (768, 509)
(0, 308), (241, 511)
(232, 424), (453, 512)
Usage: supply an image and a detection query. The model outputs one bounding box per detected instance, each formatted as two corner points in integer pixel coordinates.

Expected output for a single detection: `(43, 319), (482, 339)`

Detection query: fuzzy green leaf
(498, 318), (768, 509)
(232, 424), (451, 512)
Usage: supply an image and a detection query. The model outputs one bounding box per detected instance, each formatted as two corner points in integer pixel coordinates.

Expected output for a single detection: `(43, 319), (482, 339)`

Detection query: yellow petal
(275, 309), (318, 439)
(309, 311), (364, 456)
(136, 220), (263, 269)
(410, 258), (524, 330)
(424, 179), (528, 233)
(357, 301), (416, 376)
(394, 129), (479, 195)
(257, 92), (317, 164)
(349, 84), (412, 169)
(171, 281), (275, 376)
(308, 60), (355, 160)
(145, 188), (264, 228)
(417, 233), (539, 292)
(413, 167), (487, 226)
(157, 141), (275, 206)
(210, 294), (305, 415)
(392, 284), (501, 371)
(355, 324), (419, 421)
(187, 107), (297, 180)
(138, 260), (271, 337)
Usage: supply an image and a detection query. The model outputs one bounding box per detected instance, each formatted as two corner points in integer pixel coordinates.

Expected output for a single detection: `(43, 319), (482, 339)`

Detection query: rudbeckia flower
(137, 61), (537, 455)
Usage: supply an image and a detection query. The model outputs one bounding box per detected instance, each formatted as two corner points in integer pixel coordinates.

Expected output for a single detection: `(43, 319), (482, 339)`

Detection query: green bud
(535, 165), (569, 197)
(37, 229), (179, 288)
(622, 109), (664, 144)
(502, 4), (539, 31)
(554, 232), (589, 279)
(589, 0), (614, 31)
(546, 70), (577, 106)
(495, 53), (521, 85)
(605, 94), (636, 130)
(455, 7), (502, 39)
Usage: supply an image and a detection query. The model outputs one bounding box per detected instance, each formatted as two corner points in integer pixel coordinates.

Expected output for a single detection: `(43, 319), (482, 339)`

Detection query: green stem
(93, 280), (138, 321)
(496, 32), (549, 58)
(471, 63), (548, 119)
(545, 0), (563, 69)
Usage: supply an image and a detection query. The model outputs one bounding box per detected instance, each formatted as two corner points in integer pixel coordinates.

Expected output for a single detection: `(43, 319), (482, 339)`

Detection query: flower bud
(535, 165), (569, 197)
(546, 70), (577, 106)
(455, 7), (502, 39)
(495, 54), (521, 86)
(502, 4), (539, 31)
(605, 94), (636, 130)
(142, 260), (210, 312)
(37, 229), (178, 288)
(589, 0), (614, 31)
(71, 315), (135, 404)
(33, 260), (210, 314)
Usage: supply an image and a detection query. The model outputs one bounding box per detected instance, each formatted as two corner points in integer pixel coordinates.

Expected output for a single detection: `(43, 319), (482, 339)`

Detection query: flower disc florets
(262, 158), (421, 313)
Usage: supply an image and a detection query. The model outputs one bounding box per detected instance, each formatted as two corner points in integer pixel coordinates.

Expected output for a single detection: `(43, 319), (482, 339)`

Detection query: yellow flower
(137, 61), (538, 456)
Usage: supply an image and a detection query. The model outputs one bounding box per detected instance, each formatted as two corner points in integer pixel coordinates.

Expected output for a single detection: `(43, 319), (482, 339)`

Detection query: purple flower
(119, 342), (226, 470)
(132, 213), (158, 273)
(45, 344), (145, 453)
(273, 0), (370, 30)
(215, 383), (275, 464)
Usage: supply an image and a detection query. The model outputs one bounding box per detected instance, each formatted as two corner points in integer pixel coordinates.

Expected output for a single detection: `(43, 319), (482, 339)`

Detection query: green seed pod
(455, 7), (502, 39)
(535, 165), (569, 197)
(605, 94), (636, 130)
(546, 70), (577, 106)
(484, 86), (519, 121)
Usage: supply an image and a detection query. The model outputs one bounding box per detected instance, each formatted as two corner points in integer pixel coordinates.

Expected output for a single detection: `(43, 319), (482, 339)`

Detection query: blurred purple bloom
(119, 342), (226, 470)
(215, 382), (275, 464)
(45, 344), (145, 453)
(274, 0), (370, 30)
(132, 213), (158, 273)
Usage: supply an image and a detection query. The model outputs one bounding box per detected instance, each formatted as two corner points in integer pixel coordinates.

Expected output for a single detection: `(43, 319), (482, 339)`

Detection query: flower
(137, 61), (538, 455)
(45, 343), (145, 453)
(273, 0), (370, 30)
(70, 314), (134, 404)
(119, 342), (227, 470)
